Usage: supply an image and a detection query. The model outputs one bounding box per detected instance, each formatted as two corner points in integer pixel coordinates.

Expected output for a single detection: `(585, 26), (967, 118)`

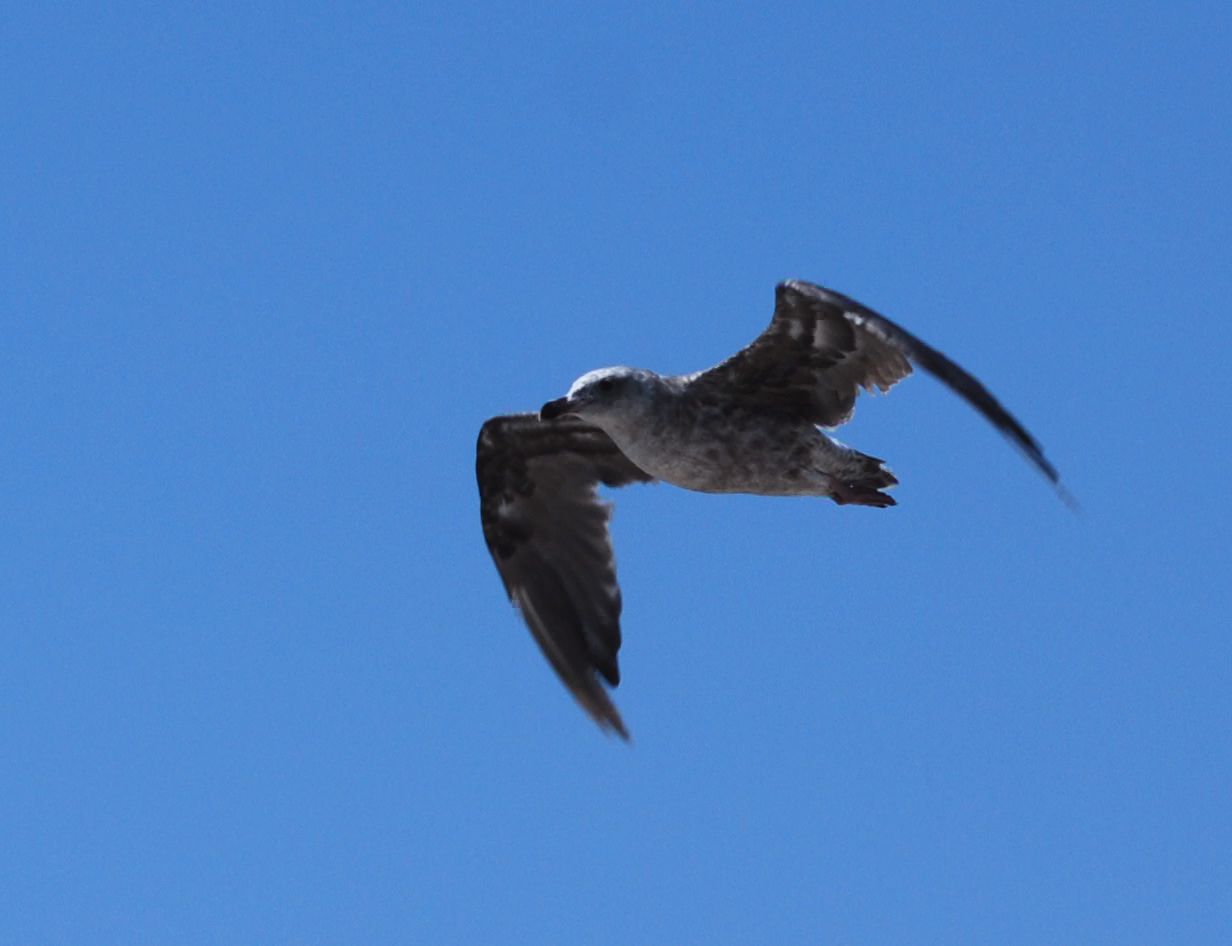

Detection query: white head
(539, 366), (660, 425)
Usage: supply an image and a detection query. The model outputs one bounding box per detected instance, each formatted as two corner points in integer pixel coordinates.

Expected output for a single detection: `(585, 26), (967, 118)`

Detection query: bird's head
(540, 366), (656, 423)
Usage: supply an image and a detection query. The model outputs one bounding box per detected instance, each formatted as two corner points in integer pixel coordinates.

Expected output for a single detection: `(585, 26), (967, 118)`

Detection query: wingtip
(582, 694), (631, 742)
(1053, 481), (1083, 515)
(1015, 442), (1080, 513)
(602, 716), (632, 742)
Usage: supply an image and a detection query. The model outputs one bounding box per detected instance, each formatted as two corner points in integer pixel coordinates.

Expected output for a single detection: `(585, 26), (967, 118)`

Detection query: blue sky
(2, 2), (1230, 942)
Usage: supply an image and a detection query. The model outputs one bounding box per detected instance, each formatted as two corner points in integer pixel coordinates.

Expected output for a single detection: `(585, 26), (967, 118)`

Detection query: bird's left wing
(476, 413), (654, 739)
(688, 280), (1061, 486)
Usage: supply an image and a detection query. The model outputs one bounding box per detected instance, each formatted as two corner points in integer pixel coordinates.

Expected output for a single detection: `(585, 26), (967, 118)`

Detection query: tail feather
(831, 452), (897, 507)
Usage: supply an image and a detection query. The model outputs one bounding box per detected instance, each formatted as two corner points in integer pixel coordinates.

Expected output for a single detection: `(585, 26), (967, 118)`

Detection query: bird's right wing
(476, 413), (655, 739)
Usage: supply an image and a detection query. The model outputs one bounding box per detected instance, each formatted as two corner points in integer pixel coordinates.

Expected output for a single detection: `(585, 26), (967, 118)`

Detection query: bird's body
(477, 279), (1068, 738)
(549, 368), (896, 502)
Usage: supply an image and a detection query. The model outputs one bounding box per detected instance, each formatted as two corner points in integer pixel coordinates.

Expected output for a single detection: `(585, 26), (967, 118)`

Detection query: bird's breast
(612, 409), (825, 496)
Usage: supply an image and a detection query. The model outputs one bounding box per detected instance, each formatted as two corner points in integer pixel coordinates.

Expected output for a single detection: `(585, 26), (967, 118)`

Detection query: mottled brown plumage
(478, 280), (1067, 739)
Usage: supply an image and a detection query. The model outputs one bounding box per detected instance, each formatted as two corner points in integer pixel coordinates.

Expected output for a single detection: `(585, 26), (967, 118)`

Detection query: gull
(476, 280), (1067, 739)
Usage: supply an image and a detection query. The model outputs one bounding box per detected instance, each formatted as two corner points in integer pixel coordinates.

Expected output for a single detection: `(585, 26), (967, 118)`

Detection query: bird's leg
(829, 481), (897, 508)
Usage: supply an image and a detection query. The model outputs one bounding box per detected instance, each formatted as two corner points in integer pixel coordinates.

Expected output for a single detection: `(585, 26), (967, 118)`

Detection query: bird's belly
(619, 422), (829, 497)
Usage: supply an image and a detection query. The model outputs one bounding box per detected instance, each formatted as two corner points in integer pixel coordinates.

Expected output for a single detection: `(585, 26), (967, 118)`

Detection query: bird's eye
(597, 378), (616, 393)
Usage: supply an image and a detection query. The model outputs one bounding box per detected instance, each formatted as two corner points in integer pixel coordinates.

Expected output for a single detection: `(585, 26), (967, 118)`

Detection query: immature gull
(477, 279), (1066, 738)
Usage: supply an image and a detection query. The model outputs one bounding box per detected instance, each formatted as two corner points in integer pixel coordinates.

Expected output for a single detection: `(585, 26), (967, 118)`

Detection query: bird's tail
(828, 452), (898, 508)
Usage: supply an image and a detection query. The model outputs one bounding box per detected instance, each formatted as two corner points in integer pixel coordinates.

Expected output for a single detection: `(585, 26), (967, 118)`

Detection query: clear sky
(3, 2), (1230, 943)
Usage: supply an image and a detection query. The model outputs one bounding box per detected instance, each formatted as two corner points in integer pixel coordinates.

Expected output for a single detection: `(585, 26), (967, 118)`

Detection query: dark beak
(539, 396), (573, 421)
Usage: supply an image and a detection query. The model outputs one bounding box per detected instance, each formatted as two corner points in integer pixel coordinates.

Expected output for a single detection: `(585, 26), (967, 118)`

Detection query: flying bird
(476, 280), (1066, 739)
